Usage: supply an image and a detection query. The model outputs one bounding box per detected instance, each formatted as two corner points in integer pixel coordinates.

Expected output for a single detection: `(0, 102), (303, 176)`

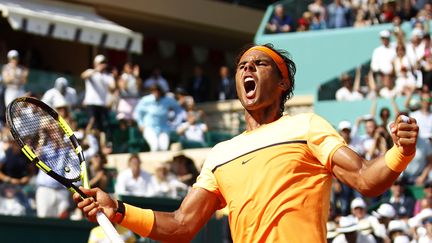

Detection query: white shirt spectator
(83, 71), (115, 107)
(335, 87), (364, 101)
(0, 196), (26, 216)
(371, 45), (396, 75)
(406, 29), (426, 66)
(410, 110), (432, 139)
(379, 86), (399, 99)
(148, 173), (188, 199)
(41, 77), (78, 109)
(119, 72), (140, 98)
(177, 122), (208, 144)
(115, 168), (153, 197)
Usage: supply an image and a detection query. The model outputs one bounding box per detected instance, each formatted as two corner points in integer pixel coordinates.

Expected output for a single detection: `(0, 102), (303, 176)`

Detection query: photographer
(81, 54), (116, 134)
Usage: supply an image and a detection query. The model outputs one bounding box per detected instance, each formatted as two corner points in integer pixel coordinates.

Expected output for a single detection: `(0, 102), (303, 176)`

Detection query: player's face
(235, 50), (286, 112)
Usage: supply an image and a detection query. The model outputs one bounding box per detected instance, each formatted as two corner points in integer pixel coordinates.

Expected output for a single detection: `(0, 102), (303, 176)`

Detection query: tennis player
(74, 44), (419, 242)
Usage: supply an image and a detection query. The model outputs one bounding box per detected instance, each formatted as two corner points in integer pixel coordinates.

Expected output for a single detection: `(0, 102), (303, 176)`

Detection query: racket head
(6, 97), (89, 194)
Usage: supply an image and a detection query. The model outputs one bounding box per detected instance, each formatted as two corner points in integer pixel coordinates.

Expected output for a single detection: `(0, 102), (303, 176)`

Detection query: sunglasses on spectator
(421, 98), (432, 102)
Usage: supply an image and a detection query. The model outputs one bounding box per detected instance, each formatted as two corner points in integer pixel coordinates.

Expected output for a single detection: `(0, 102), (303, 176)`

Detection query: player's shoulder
(280, 112), (319, 123)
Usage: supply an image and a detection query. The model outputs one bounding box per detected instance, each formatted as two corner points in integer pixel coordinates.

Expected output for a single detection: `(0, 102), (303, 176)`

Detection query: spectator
(362, 0), (381, 25)
(351, 115), (378, 158)
(88, 153), (109, 191)
(353, 9), (371, 28)
(387, 220), (410, 242)
(169, 146), (199, 188)
(335, 68), (364, 101)
(169, 87), (193, 129)
(309, 12), (327, 30)
(143, 66), (170, 94)
(338, 120), (363, 155)
(118, 62), (142, 98)
(133, 83), (183, 152)
(116, 63), (141, 121)
(149, 162), (188, 199)
(115, 154), (153, 197)
(418, 216), (432, 242)
(35, 136), (73, 218)
(378, 73), (398, 99)
(393, 44), (417, 96)
(379, 1), (396, 23)
(392, 16), (404, 41)
(332, 216), (377, 243)
(184, 65), (212, 103)
(371, 203), (396, 242)
(397, 0), (417, 21)
(327, 0), (353, 29)
(414, 180), (432, 215)
(81, 54), (116, 132)
(0, 135), (34, 187)
(371, 101), (394, 150)
(401, 136), (432, 185)
(265, 4), (294, 33)
(0, 184), (27, 216)
(360, 70), (379, 99)
(347, 197), (381, 240)
(0, 135), (34, 214)
(420, 33), (432, 91)
(176, 111), (208, 149)
(409, 90), (432, 140)
(297, 11), (311, 32)
(111, 114), (130, 154)
(308, 0), (326, 21)
(1, 50), (28, 106)
(365, 124), (390, 160)
(406, 28), (425, 70)
(217, 65), (236, 101)
(383, 178), (416, 218)
(371, 30), (396, 76)
(41, 77), (78, 109)
(74, 126), (100, 162)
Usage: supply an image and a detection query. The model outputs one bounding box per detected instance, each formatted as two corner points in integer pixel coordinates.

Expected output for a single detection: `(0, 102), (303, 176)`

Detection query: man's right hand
(73, 187), (118, 222)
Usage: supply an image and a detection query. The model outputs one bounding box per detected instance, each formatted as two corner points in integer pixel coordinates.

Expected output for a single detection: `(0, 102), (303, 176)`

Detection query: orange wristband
(384, 146), (415, 172)
(120, 203), (155, 237)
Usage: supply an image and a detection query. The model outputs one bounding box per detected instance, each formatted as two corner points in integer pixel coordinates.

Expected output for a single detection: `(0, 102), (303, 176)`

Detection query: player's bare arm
(331, 115), (418, 197)
(74, 187), (220, 242)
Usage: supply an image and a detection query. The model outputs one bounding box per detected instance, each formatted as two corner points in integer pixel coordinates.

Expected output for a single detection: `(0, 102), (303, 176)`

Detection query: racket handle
(96, 211), (125, 243)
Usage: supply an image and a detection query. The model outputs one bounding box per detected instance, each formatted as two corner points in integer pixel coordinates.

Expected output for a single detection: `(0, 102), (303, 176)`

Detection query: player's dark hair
(235, 43), (296, 115)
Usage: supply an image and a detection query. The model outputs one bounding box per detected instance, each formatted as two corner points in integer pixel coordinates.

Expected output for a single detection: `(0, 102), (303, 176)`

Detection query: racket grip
(96, 211), (125, 243)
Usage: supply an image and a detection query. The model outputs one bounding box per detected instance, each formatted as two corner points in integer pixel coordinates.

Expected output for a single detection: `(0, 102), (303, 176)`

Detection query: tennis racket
(6, 97), (124, 243)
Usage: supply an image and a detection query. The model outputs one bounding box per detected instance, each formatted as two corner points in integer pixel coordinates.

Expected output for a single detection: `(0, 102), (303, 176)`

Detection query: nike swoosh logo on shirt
(241, 157), (254, 165)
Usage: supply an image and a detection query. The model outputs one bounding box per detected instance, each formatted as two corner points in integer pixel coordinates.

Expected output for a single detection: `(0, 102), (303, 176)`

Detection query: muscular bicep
(150, 187), (221, 242)
(331, 146), (366, 189)
(331, 146), (399, 196)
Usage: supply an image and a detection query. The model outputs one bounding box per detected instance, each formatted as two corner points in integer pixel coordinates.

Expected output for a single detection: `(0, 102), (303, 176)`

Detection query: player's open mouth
(244, 77), (256, 98)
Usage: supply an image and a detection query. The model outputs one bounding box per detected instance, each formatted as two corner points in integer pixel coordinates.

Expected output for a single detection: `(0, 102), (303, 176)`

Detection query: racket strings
(9, 101), (81, 181)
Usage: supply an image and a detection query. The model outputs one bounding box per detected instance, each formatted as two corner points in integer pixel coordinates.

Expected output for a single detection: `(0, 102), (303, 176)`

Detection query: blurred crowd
(266, 0), (431, 33)
(0, 47), (231, 226)
(326, 2), (432, 242)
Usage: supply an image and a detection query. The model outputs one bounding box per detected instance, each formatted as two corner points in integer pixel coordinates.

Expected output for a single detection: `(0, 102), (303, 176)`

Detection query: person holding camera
(81, 54), (116, 133)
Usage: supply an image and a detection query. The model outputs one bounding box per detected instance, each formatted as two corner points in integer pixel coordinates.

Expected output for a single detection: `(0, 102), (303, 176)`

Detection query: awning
(0, 0), (143, 54)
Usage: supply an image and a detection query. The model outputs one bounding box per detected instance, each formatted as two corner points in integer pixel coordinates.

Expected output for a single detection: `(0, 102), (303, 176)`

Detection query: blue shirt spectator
(327, 0), (353, 29)
(133, 84), (182, 151)
(266, 4), (294, 33)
